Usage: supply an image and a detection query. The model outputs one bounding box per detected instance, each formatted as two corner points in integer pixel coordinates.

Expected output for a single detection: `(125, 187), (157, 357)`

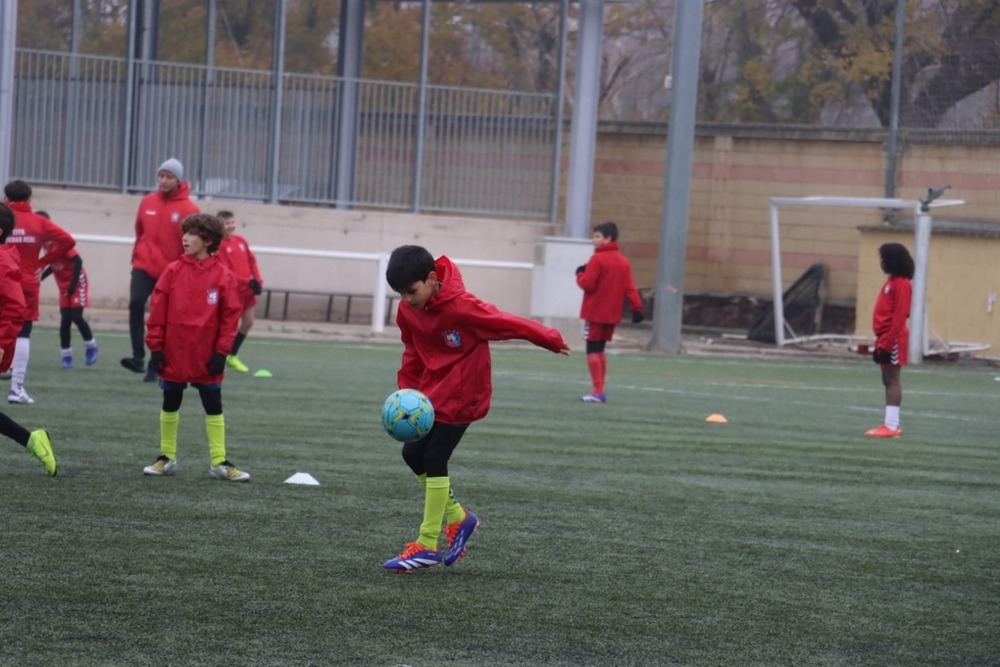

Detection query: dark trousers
(60, 307), (93, 349)
(128, 269), (157, 360)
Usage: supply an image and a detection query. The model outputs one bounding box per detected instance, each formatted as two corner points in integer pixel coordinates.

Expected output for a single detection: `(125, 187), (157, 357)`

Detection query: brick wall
(583, 124), (1000, 309)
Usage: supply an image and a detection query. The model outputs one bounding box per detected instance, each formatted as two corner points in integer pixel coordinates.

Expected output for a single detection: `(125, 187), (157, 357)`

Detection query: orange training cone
(705, 414), (728, 424)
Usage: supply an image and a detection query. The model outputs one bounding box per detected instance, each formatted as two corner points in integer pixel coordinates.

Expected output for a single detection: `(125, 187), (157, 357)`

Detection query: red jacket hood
(424, 256), (464, 312)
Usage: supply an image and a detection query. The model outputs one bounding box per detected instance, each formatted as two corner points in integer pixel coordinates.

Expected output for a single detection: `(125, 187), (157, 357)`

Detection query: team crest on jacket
(442, 329), (462, 348)
(207, 288), (219, 305)
(171, 212), (181, 223)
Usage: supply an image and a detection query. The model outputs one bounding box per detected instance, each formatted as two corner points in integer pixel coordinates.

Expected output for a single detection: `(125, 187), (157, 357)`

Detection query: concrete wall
(31, 188), (555, 319)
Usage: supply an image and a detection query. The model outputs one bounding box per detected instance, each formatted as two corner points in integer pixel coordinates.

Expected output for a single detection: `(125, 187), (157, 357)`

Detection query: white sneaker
(209, 460), (250, 482)
(7, 387), (34, 404)
(143, 455), (177, 476)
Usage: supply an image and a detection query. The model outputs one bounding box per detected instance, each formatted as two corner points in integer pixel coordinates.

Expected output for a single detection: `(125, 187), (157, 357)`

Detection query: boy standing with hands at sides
(866, 242), (914, 439)
(121, 158), (199, 383)
(383, 245), (570, 572)
(37, 211), (99, 369)
(141, 213), (249, 482)
(2, 180), (77, 404)
(216, 210), (263, 373)
(0, 204), (56, 475)
(575, 221), (645, 403)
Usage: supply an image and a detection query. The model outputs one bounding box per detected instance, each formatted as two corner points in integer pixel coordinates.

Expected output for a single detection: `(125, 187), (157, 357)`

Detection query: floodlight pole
(649, 0), (704, 353)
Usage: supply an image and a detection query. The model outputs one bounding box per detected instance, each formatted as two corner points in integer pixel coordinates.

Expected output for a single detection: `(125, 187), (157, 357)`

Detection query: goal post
(768, 195), (966, 363)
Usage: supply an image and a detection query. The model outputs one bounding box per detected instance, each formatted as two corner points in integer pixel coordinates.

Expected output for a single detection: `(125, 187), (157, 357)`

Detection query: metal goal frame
(767, 195), (982, 363)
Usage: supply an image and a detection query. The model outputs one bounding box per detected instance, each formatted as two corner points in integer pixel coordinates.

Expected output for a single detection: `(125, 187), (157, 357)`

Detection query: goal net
(766, 195), (979, 362)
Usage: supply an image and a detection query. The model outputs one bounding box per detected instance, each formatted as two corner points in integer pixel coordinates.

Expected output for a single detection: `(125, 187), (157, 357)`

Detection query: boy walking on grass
(383, 245), (570, 572)
(142, 214), (249, 481)
(216, 210), (263, 373)
(38, 212), (99, 369)
(575, 221), (645, 403)
(0, 204), (56, 475)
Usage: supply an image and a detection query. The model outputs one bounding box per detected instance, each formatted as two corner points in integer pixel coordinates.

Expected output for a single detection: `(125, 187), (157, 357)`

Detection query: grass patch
(0, 328), (997, 665)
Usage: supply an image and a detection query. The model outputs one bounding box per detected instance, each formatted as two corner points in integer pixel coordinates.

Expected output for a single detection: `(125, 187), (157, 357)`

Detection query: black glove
(149, 350), (165, 373)
(872, 348), (892, 365)
(632, 311), (645, 324)
(249, 278), (262, 296)
(575, 265), (586, 275)
(207, 352), (227, 375)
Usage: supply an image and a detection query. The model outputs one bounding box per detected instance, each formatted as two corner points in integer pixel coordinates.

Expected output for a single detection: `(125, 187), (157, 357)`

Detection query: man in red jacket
(0, 203), (57, 475)
(2, 180), (77, 405)
(575, 221), (645, 404)
(381, 245), (570, 572)
(120, 158), (199, 382)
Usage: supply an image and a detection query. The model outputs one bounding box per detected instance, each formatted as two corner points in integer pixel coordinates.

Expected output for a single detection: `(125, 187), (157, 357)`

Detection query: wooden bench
(259, 289), (397, 326)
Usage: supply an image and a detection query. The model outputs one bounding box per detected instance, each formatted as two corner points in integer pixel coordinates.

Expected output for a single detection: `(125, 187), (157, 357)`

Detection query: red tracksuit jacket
(872, 275), (911, 351)
(0, 245), (25, 373)
(132, 182), (200, 279)
(396, 256), (566, 425)
(218, 234), (263, 296)
(7, 201), (76, 290)
(145, 254), (242, 384)
(576, 241), (643, 324)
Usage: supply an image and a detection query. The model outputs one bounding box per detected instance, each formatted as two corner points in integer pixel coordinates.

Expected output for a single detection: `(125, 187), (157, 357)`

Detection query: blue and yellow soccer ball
(381, 389), (435, 442)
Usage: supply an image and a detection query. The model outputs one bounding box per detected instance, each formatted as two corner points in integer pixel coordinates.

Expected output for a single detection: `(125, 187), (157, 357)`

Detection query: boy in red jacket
(575, 221), (645, 403)
(0, 204), (56, 475)
(121, 158), (199, 382)
(216, 210), (263, 373)
(141, 213), (248, 482)
(382, 245), (570, 572)
(37, 212), (99, 369)
(2, 180), (77, 405)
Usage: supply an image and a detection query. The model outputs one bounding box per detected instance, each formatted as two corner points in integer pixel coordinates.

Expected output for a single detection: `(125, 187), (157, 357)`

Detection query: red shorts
(877, 331), (909, 366)
(584, 321), (616, 343)
(21, 282), (39, 322)
(58, 271), (90, 309)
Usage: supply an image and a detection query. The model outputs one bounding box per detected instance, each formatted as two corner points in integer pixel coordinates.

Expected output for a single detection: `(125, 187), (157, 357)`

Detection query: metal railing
(12, 49), (559, 219)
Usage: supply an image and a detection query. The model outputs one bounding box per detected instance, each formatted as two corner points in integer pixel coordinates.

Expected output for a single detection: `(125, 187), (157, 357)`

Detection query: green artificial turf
(0, 328), (997, 666)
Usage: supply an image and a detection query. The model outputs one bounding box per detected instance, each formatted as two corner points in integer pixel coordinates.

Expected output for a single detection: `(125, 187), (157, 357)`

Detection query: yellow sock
(417, 476), (449, 550)
(444, 485), (465, 525)
(160, 410), (179, 460)
(205, 414), (226, 466)
(416, 474), (464, 525)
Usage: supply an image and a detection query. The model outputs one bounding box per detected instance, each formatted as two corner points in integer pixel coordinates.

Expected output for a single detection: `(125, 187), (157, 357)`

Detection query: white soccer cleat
(210, 461), (250, 482)
(7, 387), (34, 405)
(143, 455), (177, 476)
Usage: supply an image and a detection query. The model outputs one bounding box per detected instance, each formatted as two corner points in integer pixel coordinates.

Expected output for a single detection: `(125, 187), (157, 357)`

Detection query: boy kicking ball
(382, 245), (570, 572)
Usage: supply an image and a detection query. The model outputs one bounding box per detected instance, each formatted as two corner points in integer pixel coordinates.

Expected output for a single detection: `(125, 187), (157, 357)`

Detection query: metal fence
(11, 49), (559, 219)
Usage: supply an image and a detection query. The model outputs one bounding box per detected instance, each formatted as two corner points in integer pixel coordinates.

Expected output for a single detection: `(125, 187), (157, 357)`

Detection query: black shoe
(143, 364), (159, 383)
(121, 357), (144, 373)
